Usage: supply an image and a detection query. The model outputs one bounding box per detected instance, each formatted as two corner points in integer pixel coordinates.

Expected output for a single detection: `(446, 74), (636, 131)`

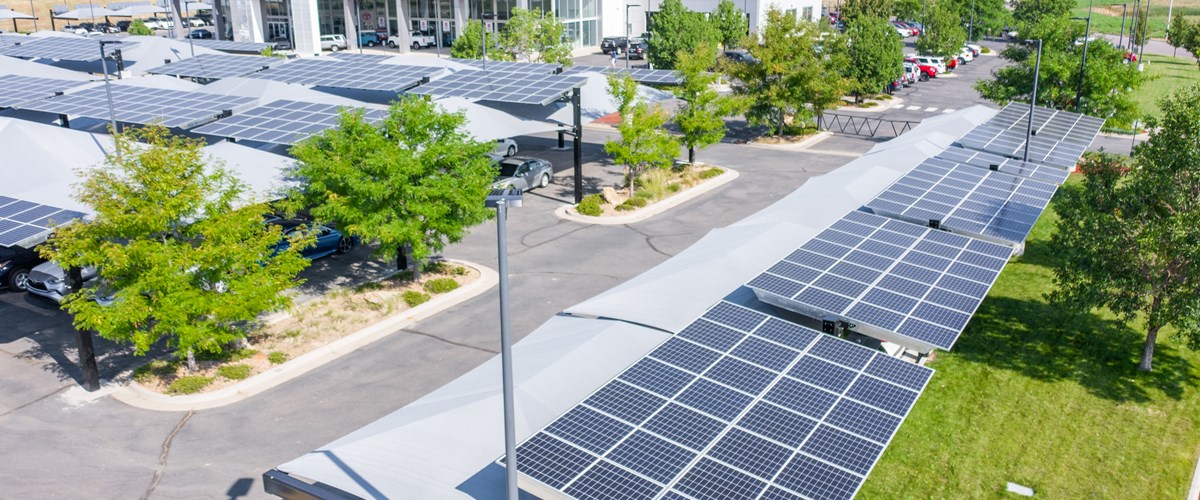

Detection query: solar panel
(447, 58), (563, 74)
(747, 211), (1013, 351)
(508, 300), (934, 500)
(0, 75), (88, 109)
(0, 196), (86, 247)
(145, 53), (277, 79)
(936, 145), (1069, 185)
(191, 99), (389, 145)
(863, 157), (1058, 244)
(0, 36), (137, 62)
(189, 39), (277, 54)
(0, 34), (30, 48)
(407, 69), (587, 105)
(246, 58), (441, 92)
(559, 65), (684, 85)
(327, 53), (396, 63)
(958, 104), (1104, 168)
(18, 85), (256, 129)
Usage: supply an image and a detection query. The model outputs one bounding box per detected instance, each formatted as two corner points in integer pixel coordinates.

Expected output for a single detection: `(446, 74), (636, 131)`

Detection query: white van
(320, 34), (347, 51)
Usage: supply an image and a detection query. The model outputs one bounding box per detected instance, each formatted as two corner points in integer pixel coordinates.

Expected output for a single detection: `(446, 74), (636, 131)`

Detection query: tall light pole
(1024, 38), (1042, 163)
(28, 0), (37, 30)
(1118, 3), (1127, 50)
(485, 187), (523, 500)
(98, 40), (120, 134)
(1073, 3), (1093, 111)
(969, 0), (975, 41)
(625, 3), (639, 69)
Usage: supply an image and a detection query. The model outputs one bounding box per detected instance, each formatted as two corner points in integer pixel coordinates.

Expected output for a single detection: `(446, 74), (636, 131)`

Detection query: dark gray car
(493, 156), (553, 192)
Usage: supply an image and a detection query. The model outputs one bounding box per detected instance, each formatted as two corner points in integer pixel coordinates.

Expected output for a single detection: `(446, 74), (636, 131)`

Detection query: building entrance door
(266, 19), (290, 43)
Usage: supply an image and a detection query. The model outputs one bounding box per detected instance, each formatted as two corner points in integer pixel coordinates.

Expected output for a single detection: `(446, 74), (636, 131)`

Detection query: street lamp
(485, 186), (522, 500)
(1072, 1), (1093, 112)
(481, 13), (497, 71)
(969, 0), (974, 41)
(625, 3), (640, 69)
(1118, 3), (1127, 50)
(1023, 38), (1042, 163)
(97, 40), (120, 134)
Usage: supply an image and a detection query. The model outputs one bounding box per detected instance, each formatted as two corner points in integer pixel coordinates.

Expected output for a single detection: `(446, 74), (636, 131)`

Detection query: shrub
(667, 183), (682, 193)
(451, 266), (469, 276)
(422, 261), (449, 274)
(216, 364), (252, 380)
(127, 19), (153, 35)
(133, 360), (177, 384)
(403, 290), (431, 307)
(424, 277), (459, 294)
(576, 194), (604, 216)
(229, 348), (257, 361)
(699, 167), (724, 179)
(166, 375), (214, 395)
(268, 351), (288, 364)
(616, 197), (649, 211)
(981, 46), (991, 54)
(637, 169), (672, 200)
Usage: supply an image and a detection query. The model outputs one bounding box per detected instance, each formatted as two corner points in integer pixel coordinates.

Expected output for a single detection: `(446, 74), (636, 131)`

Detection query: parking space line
(924, 107), (938, 112)
(942, 109), (956, 114)
(906, 105), (921, 110)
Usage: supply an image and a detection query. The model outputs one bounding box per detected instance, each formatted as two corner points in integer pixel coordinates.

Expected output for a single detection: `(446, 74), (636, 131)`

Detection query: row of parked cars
(892, 43), (982, 91)
(600, 36), (650, 60)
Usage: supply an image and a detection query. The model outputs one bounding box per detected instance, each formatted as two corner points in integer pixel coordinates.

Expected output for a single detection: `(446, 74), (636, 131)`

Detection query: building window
(802, 6), (812, 20)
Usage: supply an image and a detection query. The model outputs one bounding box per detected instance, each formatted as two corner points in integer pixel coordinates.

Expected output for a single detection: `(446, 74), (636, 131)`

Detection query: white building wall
(229, 0), (265, 42)
(290, 0), (320, 55)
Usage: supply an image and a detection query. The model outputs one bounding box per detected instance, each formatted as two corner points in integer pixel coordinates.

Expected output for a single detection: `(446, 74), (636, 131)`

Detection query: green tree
(916, 2), (967, 59)
(942, 0), (1010, 39)
(842, 0), (894, 20)
(1011, 0), (1074, 26)
(1186, 21), (1200, 68)
(1167, 12), (1193, 57)
(289, 96), (496, 277)
(1130, 6), (1149, 49)
(452, 19), (510, 60)
(844, 16), (904, 101)
(726, 8), (850, 136)
(605, 75), (680, 197)
(648, 0), (719, 69)
(43, 127), (311, 370)
(892, 0), (921, 21)
(127, 19), (154, 36)
(1048, 85), (1200, 372)
(712, 0), (748, 48)
(500, 7), (572, 65)
(674, 42), (745, 163)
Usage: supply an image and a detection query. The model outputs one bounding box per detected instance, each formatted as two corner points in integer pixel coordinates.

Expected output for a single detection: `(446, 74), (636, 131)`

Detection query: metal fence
(818, 113), (918, 138)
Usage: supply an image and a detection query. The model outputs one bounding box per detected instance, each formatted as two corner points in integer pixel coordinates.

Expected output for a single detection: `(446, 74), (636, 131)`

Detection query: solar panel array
(145, 53), (277, 79)
(191, 99), (389, 145)
(18, 85), (256, 129)
(863, 157), (1058, 244)
(0, 196), (86, 247)
(407, 69), (587, 105)
(511, 300), (934, 500)
(247, 58), (441, 92)
(747, 211), (1012, 351)
(936, 145), (1069, 185)
(559, 65), (683, 85)
(0, 36), (137, 61)
(0, 33), (30, 48)
(447, 58), (562, 74)
(0, 75), (88, 109)
(957, 104), (1104, 168)
(327, 53), (396, 63)
(189, 39), (277, 53)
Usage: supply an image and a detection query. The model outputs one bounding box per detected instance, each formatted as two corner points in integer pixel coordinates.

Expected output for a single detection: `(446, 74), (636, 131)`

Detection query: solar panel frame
(188, 39), (278, 53)
(936, 145), (1069, 185)
(407, 69), (588, 105)
(246, 58), (442, 92)
(747, 211), (1013, 351)
(0, 36), (137, 61)
(447, 58), (563, 74)
(958, 103), (1104, 168)
(0, 196), (86, 247)
(507, 300), (935, 500)
(0, 75), (89, 109)
(559, 64), (684, 85)
(144, 53), (278, 79)
(191, 99), (389, 145)
(17, 85), (256, 129)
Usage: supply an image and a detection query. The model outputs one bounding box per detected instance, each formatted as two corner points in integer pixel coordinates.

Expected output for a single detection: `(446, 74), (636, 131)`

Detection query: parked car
(141, 18), (162, 29)
(600, 36), (628, 55)
(320, 34), (348, 51)
(965, 43), (981, 57)
(896, 21), (921, 36)
(911, 54), (946, 74)
(493, 156), (553, 192)
(25, 261), (98, 304)
(891, 21), (915, 37)
(1004, 26), (1019, 39)
(494, 138), (518, 157)
(902, 61), (919, 85)
(116, 20), (132, 31)
(95, 22), (120, 33)
(359, 31), (383, 47)
(61, 25), (89, 35)
(188, 29), (213, 39)
(0, 244), (45, 292)
(626, 38), (648, 59)
(410, 31), (436, 49)
(905, 57), (937, 80)
(187, 18), (207, 27)
(722, 49), (757, 63)
(269, 219), (356, 260)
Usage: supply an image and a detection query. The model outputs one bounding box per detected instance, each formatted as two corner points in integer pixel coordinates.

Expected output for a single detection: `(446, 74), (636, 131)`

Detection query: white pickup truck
(409, 31), (436, 49)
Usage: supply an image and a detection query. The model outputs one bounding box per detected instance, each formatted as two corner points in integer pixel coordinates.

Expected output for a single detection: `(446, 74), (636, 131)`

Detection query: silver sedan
(493, 156), (553, 192)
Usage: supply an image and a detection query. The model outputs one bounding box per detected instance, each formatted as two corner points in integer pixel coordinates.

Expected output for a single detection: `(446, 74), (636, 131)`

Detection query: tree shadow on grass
(954, 295), (1198, 404)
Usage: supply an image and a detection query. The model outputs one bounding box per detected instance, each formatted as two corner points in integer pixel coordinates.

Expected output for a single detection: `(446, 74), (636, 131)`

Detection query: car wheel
(330, 44), (340, 52)
(506, 145), (516, 157)
(539, 173), (550, 188)
(388, 40), (397, 48)
(411, 41), (420, 50)
(367, 40), (376, 47)
(919, 73), (929, 82)
(7, 268), (30, 292)
(336, 237), (355, 254)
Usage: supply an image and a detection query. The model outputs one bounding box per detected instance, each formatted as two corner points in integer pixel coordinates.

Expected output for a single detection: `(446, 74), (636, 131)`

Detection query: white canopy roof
(0, 54), (95, 80)
(199, 76), (370, 107)
(434, 96), (562, 142)
(53, 6), (120, 18)
(111, 4), (168, 16)
(0, 9), (35, 19)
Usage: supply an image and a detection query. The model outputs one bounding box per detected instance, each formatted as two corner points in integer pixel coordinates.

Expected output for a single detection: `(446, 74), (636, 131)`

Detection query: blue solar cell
(761, 486), (806, 500)
(708, 428), (793, 479)
(607, 431), (695, 484)
(584, 380), (667, 425)
(747, 273), (805, 299)
(891, 262), (941, 284)
(752, 319), (819, 352)
(846, 375), (920, 416)
(875, 275), (930, 298)
(545, 406), (633, 454)
(846, 302), (905, 330)
(763, 377), (838, 419)
(785, 248), (837, 270)
(813, 274), (868, 298)
(643, 403), (727, 451)
(897, 318), (959, 349)
(913, 239), (962, 259)
(829, 219), (875, 236)
(731, 336), (800, 371)
(902, 251), (952, 272)
(651, 338), (722, 374)
(565, 460), (662, 500)
(767, 260), (822, 283)
(736, 402), (817, 448)
(828, 261), (883, 284)
(912, 302), (970, 330)
(800, 424), (884, 475)
(861, 287), (919, 314)
(0, 200), (36, 217)
(807, 336), (874, 370)
(702, 302), (767, 332)
(936, 274), (990, 298)
(824, 399), (901, 444)
(788, 355), (858, 394)
(678, 378), (755, 420)
(956, 249), (1007, 271)
(818, 229), (865, 248)
(864, 355), (933, 391)
(618, 358), (695, 398)
(946, 261), (999, 283)
(857, 240), (907, 259)
(673, 458), (767, 500)
(515, 433), (596, 488)
(968, 238), (1014, 259)
(924, 287), (978, 313)
(677, 319), (746, 352)
(775, 453), (861, 500)
(795, 287), (854, 313)
(801, 239), (853, 259)
(843, 250), (893, 271)
(868, 229), (918, 248)
(704, 357), (776, 395)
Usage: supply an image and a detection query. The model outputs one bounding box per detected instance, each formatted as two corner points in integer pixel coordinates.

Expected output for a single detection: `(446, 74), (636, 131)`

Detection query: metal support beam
(572, 87), (583, 204)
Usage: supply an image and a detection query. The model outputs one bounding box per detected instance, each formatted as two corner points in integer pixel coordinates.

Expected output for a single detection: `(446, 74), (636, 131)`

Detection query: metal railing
(818, 113), (918, 138)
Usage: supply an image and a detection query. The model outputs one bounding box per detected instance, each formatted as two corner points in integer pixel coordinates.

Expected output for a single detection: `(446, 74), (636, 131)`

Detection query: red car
(905, 57), (937, 80)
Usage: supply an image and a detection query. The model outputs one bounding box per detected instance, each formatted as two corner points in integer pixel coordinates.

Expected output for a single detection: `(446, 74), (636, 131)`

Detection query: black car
(722, 50), (758, 63)
(188, 29), (214, 39)
(626, 39), (648, 59)
(0, 244), (46, 292)
(116, 20), (132, 31)
(600, 36), (628, 55)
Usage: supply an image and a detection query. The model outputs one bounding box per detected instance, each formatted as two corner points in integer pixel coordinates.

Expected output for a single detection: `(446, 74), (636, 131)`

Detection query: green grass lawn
(1133, 53), (1200, 119)
(860, 176), (1200, 498)
(1073, 0), (1200, 38)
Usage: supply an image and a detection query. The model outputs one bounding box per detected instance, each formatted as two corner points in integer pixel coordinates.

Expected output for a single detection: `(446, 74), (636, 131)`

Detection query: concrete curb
(741, 131), (832, 152)
(939, 72), (960, 78)
(108, 259), (499, 412)
(554, 167), (739, 225)
(1189, 446), (1200, 500)
(835, 97), (904, 114)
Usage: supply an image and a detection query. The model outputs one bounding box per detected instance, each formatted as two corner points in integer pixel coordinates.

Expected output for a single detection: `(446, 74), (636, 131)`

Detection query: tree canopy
(941, 0), (1010, 39)
(288, 96), (496, 269)
(500, 7), (572, 65)
(42, 127), (311, 367)
(844, 16), (905, 100)
(451, 19), (509, 60)
(674, 42), (745, 163)
(605, 75), (680, 197)
(647, 0), (718, 69)
(1049, 85), (1200, 372)
(1167, 13), (1194, 58)
(712, 0), (748, 49)
(1011, 0), (1074, 26)
(916, 1), (967, 59)
(842, 0), (894, 20)
(892, 0), (921, 21)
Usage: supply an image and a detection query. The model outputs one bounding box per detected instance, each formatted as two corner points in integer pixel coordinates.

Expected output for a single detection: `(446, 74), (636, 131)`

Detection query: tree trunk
(1139, 324), (1160, 372)
(186, 348), (198, 372)
(628, 166), (636, 198)
(688, 147), (696, 165)
(778, 110), (785, 137)
(396, 246), (409, 273)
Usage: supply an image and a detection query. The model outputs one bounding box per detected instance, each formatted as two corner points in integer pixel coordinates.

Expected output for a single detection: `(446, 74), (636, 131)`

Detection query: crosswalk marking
(924, 107), (938, 112)
(906, 105), (921, 110)
(942, 108), (956, 114)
